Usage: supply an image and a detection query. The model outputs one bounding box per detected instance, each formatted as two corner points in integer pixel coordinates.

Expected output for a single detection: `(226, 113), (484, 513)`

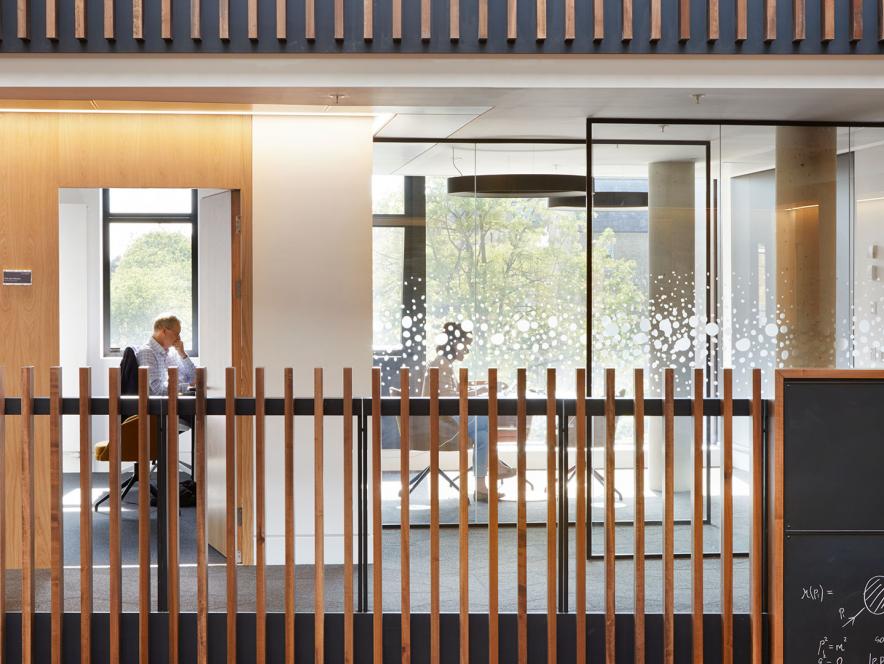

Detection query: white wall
(252, 116), (373, 565)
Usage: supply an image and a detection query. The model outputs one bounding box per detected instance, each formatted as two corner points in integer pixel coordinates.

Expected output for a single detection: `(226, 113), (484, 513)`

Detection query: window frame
(102, 188), (200, 358)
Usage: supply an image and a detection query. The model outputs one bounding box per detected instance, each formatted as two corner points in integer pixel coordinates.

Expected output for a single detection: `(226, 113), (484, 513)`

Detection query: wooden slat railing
(0, 364), (765, 663)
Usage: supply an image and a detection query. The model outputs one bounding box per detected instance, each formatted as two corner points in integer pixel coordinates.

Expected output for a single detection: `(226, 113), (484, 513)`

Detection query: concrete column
(775, 126), (837, 368)
(647, 161), (696, 492)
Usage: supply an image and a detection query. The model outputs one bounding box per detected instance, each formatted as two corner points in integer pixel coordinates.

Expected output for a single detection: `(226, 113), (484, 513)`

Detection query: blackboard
(782, 376), (884, 663)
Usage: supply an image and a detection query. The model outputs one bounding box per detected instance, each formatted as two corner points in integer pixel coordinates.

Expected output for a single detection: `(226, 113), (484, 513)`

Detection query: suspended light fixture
(547, 190), (649, 210)
(447, 174), (586, 198)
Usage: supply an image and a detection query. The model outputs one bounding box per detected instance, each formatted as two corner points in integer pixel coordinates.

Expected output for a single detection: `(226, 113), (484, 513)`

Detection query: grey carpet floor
(34, 472), (749, 614)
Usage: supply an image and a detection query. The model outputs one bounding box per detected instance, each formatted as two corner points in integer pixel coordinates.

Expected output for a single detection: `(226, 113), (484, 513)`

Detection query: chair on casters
(94, 414), (160, 511)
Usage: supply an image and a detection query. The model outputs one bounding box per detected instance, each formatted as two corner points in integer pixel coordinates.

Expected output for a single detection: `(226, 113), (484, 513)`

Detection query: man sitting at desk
(136, 314), (196, 396)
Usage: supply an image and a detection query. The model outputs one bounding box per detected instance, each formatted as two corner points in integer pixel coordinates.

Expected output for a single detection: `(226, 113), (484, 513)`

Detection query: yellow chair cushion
(94, 415), (159, 462)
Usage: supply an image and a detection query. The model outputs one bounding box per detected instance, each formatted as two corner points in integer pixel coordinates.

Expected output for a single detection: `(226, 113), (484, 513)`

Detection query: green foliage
(109, 229), (193, 349)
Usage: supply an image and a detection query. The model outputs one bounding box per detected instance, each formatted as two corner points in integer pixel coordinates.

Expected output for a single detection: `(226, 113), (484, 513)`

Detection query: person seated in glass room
(136, 314), (197, 397)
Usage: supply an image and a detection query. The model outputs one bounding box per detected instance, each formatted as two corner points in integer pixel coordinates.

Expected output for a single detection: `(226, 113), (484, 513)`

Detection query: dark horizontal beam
(3, 396), (760, 417)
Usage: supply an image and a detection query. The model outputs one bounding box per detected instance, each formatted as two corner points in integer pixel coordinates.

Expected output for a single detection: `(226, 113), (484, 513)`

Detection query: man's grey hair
(153, 314), (181, 332)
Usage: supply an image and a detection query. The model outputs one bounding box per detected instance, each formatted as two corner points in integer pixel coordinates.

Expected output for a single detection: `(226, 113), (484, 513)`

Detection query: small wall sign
(3, 269), (32, 286)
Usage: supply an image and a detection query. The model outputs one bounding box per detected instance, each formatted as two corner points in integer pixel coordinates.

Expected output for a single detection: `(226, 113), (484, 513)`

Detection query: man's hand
(173, 338), (187, 358)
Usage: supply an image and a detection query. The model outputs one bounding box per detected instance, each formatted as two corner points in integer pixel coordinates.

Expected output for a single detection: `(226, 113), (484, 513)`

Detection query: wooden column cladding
(478, 0), (488, 38)
(633, 369), (646, 664)
(285, 369), (297, 664)
(604, 368), (616, 664)
(166, 368), (180, 664)
(721, 369), (735, 664)
(392, 0), (400, 38)
(75, 0), (86, 37)
(342, 369), (355, 664)
(363, 0), (372, 39)
(545, 369), (556, 664)
(21, 367), (35, 664)
(314, 368), (325, 664)
(565, 0), (574, 38)
(255, 368), (267, 664)
(750, 369), (763, 664)
(449, 0), (458, 38)
(708, 0), (719, 39)
(429, 368), (441, 664)
(103, 0), (113, 36)
(537, 0), (546, 39)
(487, 368), (499, 664)
(399, 368), (411, 664)
(50, 368), (64, 664)
(195, 369), (209, 664)
(79, 368), (93, 664)
(650, 0), (661, 39)
(691, 369), (704, 663)
(250, 0), (260, 38)
(574, 369), (587, 664)
(225, 368), (238, 663)
(458, 369), (470, 664)
(765, 0), (777, 39)
(17, 0), (29, 38)
(594, 0), (604, 38)
(663, 368), (675, 664)
(192, 0), (202, 39)
(850, 0), (862, 39)
(371, 369), (383, 664)
(421, 0), (430, 39)
(220, 0), (229, 39)
(517, 368), (528, 664)
(680, 0), (690, 40)
(736, 0), (747, 39)
(507, 0), (516, 40)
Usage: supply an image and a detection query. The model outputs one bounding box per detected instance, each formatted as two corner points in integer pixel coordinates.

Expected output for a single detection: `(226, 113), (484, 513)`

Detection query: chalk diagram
(842, 575), (884, 628)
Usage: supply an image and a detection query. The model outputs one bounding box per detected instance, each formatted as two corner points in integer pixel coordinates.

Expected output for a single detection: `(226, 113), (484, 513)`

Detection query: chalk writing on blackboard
(843, 576), (884, 628)
(802, 584), (835, 602)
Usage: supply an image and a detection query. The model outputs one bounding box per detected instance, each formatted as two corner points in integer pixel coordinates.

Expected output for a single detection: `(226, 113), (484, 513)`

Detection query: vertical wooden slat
(691, 369), (704, 663)
(21, 367), (35, 664)
(545, 369), (556, 664)
(650, 0), (660, 39)
(371, 369), (382, 664)
(735, 0), (747, 39)
(256, 369), (267, 664)
(0, 369), (6, 664)
(663, 368), (675, 664)
(478, 0), (487, 39)
(75, 0), (86, 37)
(593, 0), (604, 38)
(850, 0), (862, 39)
(517, 369), (528, 664)
(565, 0), (574, 38)
(335, 0), (344, 38)
(225, 367), (238, 664)
(17, 0), (29, 38)
(79, 368), (93, 664)
(604, 369), (616, 664)
(285, 369), (296, 664)
(793, 0), (805, 39)
(487, 368), (499, 664)
(133, 0), (143, 38)
(192, 0), (201, 39)
(750, 369), (763, 664)
(575, 369), (587, 664)
(108, 368), (121, 661)
(399, 368), (411, 664)
(308, 0), (317, 38)
(458, 368), (470, 664)
(314, 368), (325, 664)
(46, 0), (57, 38)
(429, 368), (441, 664)
(536, 0), (546, 39)
(103, 0), (113, 36)
(822, 0), (835, 39)
(343, 369), (354, 664)
(622, 0), (632, 39)
(219, 0), (229, 39)
(421, 0), (430, 39)
(707, 0), (718, 39)
(634, 369), (645, 664)
(167, 368), (180, 664)
(449, 0), (459, 38)
(765, 0), (776, 39)
(249, 0), (259, 38)
(722, 369), (734, 664)
(679, 0), (690, 40)
(50, 368), (64, 664)
(138, 369), (151, 664)
(363, 0), (372, 38)
(195, 368), (208, 664)
(392, 0), (400, 38)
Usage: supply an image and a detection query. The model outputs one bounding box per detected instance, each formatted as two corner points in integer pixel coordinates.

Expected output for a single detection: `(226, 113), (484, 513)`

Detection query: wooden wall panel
(0, 112), (252, 570)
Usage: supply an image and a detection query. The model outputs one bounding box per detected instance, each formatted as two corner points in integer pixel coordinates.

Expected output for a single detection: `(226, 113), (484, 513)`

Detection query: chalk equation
(804, 585), (836, 602)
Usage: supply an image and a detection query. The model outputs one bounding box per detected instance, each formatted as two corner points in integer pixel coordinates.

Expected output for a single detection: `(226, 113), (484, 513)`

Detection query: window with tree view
(103, 188), (198, 356)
